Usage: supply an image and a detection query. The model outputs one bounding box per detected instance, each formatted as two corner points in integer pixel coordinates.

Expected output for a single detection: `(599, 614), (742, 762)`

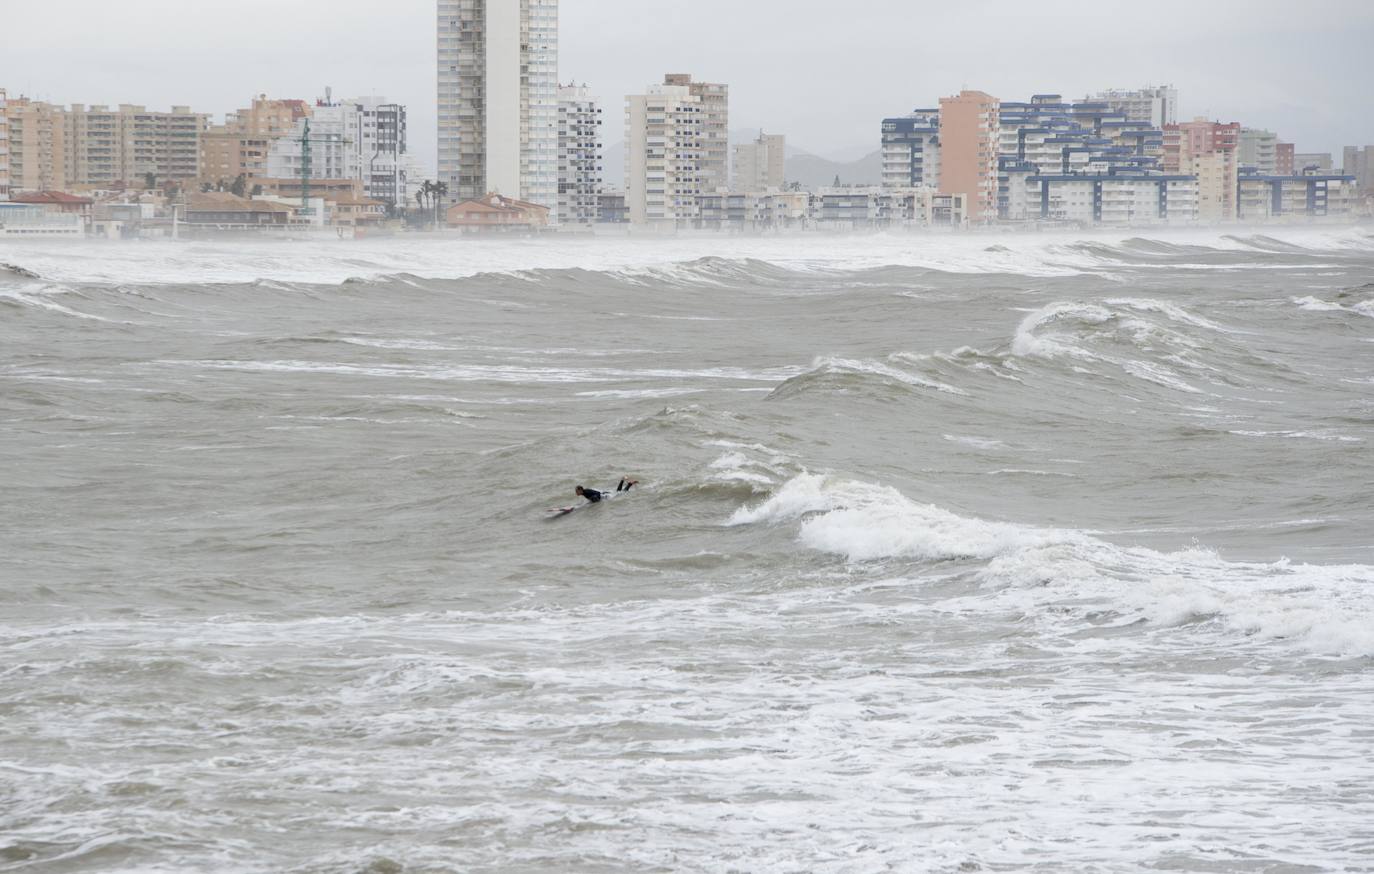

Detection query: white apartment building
(1001, 173), (1197, 225)
(625, 84), (703, 228)
(266, 96), (423, 209)
(267, 102), (362, 187)
(808, 186), (967, 229)
(1238, 128), (1279, 175)
(881, 111), (940, 188)
(557, 85), (602, 229)
(1088, 86), (1178, 128)
(0, 89), (10, 201)
(1237, 171), (1360, 222)
(732, 131), (785, 192)
(437, 0), (559, 217)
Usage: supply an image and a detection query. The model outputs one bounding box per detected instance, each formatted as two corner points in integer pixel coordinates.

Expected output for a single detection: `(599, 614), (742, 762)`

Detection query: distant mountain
(784, 148), (883, 190)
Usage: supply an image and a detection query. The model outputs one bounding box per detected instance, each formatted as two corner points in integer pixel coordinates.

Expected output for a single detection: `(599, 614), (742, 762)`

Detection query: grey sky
(4, 0), (1372, 174)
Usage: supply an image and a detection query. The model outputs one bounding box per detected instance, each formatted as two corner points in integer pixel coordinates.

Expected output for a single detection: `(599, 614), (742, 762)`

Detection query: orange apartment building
(938, 90), (1000, 224)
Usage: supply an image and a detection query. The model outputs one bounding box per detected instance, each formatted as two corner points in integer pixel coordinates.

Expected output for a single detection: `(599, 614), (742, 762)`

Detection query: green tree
(144, 172), (157, 190)
(230, 174), (248, 198)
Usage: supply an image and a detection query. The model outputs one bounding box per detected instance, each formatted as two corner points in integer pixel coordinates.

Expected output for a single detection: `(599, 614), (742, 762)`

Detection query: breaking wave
(731, 473), (1374, 656)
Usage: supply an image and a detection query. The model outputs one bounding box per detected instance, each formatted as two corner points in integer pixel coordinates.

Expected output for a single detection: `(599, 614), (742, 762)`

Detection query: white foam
(5, 226), (1367, 288)
(732, 474), (1374, 656)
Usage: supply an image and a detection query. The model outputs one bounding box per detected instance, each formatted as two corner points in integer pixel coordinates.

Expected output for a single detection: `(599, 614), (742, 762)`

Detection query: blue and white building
(881, 110), (940, 189)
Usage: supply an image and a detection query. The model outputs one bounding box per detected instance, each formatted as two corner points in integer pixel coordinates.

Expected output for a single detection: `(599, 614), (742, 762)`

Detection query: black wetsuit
(582, 480), (634, 504)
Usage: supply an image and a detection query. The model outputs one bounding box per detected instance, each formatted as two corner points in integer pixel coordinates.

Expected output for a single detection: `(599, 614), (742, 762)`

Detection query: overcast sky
(4, 0), (1372, 173)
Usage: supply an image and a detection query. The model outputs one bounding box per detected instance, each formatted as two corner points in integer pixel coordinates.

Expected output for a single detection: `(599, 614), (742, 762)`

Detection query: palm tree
(432, 181), (449, 228)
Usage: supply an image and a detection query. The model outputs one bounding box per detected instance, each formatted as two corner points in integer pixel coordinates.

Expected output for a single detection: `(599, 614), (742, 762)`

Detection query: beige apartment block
(938, 90), (1000, 224)
(4, 98), (69, 193)
(732, 131), (785, 192)
(1186, 151), (1238, 224)
(61, 104), (208, 187)
(625, 84), (703, 228)
(0, 89), (9, 200)
(664, 74), (728, 193)
(1164, 119), (1239, 221)
(202, 96), (311, 184)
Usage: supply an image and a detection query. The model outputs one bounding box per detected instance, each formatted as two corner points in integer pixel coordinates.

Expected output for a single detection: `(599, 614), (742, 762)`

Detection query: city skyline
(3, 0), (1371, 175)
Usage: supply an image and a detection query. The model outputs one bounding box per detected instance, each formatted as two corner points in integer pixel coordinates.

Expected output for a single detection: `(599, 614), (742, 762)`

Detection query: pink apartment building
(938, 90), (1000, 224)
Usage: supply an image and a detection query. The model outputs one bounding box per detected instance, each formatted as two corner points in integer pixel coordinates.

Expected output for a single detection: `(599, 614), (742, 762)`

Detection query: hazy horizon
(3, 0), (1372, 177)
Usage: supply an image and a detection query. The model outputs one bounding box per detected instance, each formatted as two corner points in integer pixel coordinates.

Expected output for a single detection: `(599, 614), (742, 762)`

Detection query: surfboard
(548, 487), (629, 518)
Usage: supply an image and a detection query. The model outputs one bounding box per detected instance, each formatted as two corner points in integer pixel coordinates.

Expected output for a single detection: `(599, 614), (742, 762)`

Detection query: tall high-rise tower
(437, 0), (559, 216)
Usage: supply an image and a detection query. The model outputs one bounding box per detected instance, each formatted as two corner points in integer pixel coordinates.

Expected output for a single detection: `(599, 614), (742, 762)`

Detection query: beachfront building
(1085, 86), (1178, 128)
(1001, 174), (1198, 225)
(446, 192), (550, 231)
(5, 103), (208, 191)
(1164, 118), (1240, 222)
(881, 110), (940, 189)
(938, 90), (1000, 224)
(201, 96), (311, 186)
(0, 89), (9, 200)
(698, 190), (808, 231)
(664, 74), (728, 193)
(263, 94), (421, 211)
(17, 103), (209, 189)
(732, 131), (786, 192)
(437, 0), (560, 216)
(350, 97), (420, 210)
(807, 187), (968, 230)
(557, 84), (603, 229)
(267, 99), (360, 190)
(1237, 168), (1360, 221)
(625, 84), (703, 228)
(1239, 128), (1279, 174)
(0, 202), (84, 236)
(71, 104), (207, 187)
(3, 98), (68, 194)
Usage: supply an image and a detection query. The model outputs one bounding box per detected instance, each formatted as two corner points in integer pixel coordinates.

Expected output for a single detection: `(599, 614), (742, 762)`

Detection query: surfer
(576, 478), (638, 504)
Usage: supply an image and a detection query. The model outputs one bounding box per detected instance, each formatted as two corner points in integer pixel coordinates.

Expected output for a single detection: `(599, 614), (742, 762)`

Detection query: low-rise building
(328, 196), (387, 230)
(1001, 172), (1197, 226)
(1237, 169), (1360, 221)
(597, 192), (628, 224)
(446, 193), (550, 232)
(8, 191), (94, 228)
(0, 202), (84, 236)
(183, 192), (294, 228)
(698, 190), (807, 231)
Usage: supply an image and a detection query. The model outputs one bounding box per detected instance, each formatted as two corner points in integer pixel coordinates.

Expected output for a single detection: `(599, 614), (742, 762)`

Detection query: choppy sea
(2, 228), (1373, 872)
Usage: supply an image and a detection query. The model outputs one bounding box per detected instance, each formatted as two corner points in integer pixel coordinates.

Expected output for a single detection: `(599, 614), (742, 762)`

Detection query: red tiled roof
(11, 191), (94, 205)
